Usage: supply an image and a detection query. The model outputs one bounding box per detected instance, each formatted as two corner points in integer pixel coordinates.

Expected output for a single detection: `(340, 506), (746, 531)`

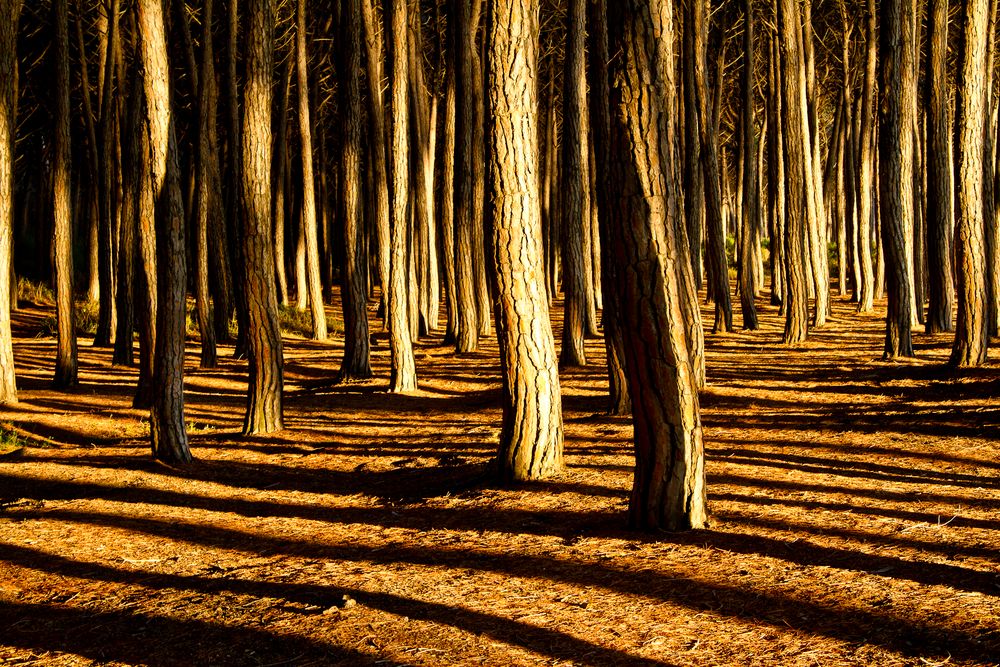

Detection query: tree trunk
(338, 0), (372, 381)
(559, 0), (590, 367)
(437, 45), (459, 344)
(486, 0), (564, 481)
(879, 0), (917, 358)
(602, 0), (707, 531)
(273, 62), (292, 308)
(682, 6), (704, 290)
(856, 0), (877, 312)
(738, 0), (758, 330)
(51, 0), (78, 388)
(136, 0), (191, 463)
(295, 0), (328, 340)
(951, 0), (991, 366)
(113, 68), (140, 368)
(387, 0), (418, 392)
(241, 0), (284, 432)
(778, 0), (809, 344)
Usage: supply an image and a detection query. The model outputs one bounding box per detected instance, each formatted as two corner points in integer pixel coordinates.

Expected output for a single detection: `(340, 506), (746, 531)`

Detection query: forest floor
(0, 288), (998, 667)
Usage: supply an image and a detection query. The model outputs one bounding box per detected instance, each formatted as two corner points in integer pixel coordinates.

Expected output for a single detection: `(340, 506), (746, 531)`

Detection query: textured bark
(778, 0), (809, 344)
(194, 0), (222, 369)
(113, 71), (140, 368)
(437, 50), (459, 343)
(241, 0), (284, 432)
(802, 0), (828, 327)
(951, 0), (991, 367)
(51, 0), (78, 389)
(879, 0), (917, 359)
(856, 0), (877, 312)
(588, 0), (630, 415)
(361, 0), (391, 326)
(738, 0), (758, 331)
(487, 0), (564, 482)
(454, 0), (483, 352)
(605, 0), (707, 531)
(983, 0), (1000, 336)
(692, 0), (732, 333)
(226, 0), (249, 358)
(767, 35), (786, 309)
(338, 0), (372, 382)
(682, 7), (704, 290)
(295, 0), (328, 340)
(93, 0), (120, 348)
(136, 0), (190, 463)
(387, 0), (417, 392)
(559, 0), (590, 367)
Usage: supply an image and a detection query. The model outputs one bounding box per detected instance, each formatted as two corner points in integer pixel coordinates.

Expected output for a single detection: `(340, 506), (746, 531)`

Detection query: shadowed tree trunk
(136, 0), (190, 463)
(387, 0), (417, 392)
(295, 0), (327, 341)
(604, 0), (707, 531)
(487, 0), (564, 482)
(437, 39), (459, 344)
(778, 0), (809, 344)
(738, 0), (758, 331)
(113, 70), (141, 368)
(951, 0), (991, 367)
(925, 0), (954, 333)
(559, 0), (589, 367)
(682, 2), (704, 290)
(879, 0), (917, 358)
(338, 0), (372, 382)
(589, 0), (630, 416)
(241, 0), (284, 433)
(52, 0), (78, 389)
(273, 62), (291, 309)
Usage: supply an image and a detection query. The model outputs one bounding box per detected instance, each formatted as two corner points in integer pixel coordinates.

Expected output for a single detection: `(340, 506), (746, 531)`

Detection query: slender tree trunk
(879, 0), (917, 358)
(295, 0), (327, 340)
(227, 0), (249, 358)
(778, 0), (809, 343)
(604, 0), (707, 532)
(682, 7), (704, 290)
(339, 0), (372, 381)
(857, 0), (877, 312)
(588, 0), (630, 415)
(982, 0), (1000, 336)
(52, 0), (78, 388)
(113, 67), (140, 368)
(487, 0), (564, 481)
(559, 0), (589, 366)
(387, 0), (417, 391)
(273, 62), (291, 308)
(738, 0), (758, 330)
(454, 0), (483, 352)
(437, 47), (459, 344)
(242, 0), (284, 432)
(361, 0), (392, 327)
(951, 0), (991, 366)
(136, 0), (190, 462)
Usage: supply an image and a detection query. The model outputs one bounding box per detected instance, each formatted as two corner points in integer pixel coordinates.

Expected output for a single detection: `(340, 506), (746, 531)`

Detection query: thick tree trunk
(52, 0), (78, 388)
(879, 0), (917, 358)
(387, 0), (417, 392)
(559, 0), (590, 367)
(487, 0), (564, 481)
(604, 0), (707, 532)
(338, 0), (372, 382)
(241, 0), (284, 432)
(951, 0), (991, 366)
(295, 0), (328, 340)
(136, 0), (190, 463)
(778, 0), (809, 344)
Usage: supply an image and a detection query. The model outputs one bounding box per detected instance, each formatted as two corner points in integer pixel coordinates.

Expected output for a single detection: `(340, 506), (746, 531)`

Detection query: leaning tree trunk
(486, 0), (564, 482)
(778, 0), (810, 344)
(52, 0), (78, 388)
(295, 0), (328, 340)
(136, 0), (190, 463)
(386, 0), (417, 392)
(338, 0), (372, 382)
(241, 0), (284, 433)
(879, 0), (917, 358)
(559, 0), (590, 367)
(604, 0), (707, 532)
(951, 0), (991, 367)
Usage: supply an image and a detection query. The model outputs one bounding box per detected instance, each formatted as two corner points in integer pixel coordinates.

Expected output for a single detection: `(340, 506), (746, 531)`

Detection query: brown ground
(0, 290), (998, 667)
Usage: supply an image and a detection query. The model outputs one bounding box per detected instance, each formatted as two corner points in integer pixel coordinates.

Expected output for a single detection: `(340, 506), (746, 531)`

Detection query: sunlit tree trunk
(605, 0), (707, 531)
(241, 0), (284, 432)
(856, 0), (877, 312)
(136, 0), (190, 462)
(738, 0), (758, 330)
(487, 0), (564, 481)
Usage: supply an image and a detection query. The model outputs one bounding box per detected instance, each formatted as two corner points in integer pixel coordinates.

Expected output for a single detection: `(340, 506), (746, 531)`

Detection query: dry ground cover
(0, 292), (998, 666)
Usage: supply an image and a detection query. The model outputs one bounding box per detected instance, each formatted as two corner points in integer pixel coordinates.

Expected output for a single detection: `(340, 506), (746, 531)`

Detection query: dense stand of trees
(1, 0), (998, 529)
